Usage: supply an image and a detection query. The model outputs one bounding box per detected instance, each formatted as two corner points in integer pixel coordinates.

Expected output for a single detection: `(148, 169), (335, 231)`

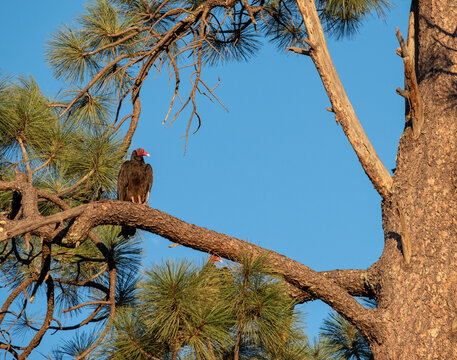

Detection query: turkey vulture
(117, 148), (153, 237)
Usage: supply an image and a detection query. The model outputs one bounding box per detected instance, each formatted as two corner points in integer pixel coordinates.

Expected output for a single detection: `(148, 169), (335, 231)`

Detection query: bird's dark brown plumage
(117, 148), (153, 237)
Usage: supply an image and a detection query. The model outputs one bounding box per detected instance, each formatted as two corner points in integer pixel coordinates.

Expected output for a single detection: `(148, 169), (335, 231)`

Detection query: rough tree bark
(369, 0), (457, 358)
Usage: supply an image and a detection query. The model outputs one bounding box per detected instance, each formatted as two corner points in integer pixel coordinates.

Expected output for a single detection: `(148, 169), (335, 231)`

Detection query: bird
(117, 148), (153, 237)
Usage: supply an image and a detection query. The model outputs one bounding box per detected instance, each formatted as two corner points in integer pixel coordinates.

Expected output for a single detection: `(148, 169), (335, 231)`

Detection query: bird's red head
(136, 148), (150, 157)
(209, 255), (223, 264)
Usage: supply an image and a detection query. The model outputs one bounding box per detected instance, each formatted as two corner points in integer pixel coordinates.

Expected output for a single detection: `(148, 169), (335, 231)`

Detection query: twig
(163, 51), (182, 125)
(56, 170), (95, 197)
(62, 300), (111, 314)
(396, 88), (409, 99)
(16, 137), (32, 183)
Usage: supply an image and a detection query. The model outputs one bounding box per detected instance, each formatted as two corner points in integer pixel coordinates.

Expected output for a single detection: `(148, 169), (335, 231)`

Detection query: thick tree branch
(0, 204), (89, 242)
(1, 174), (379, 341)
(62, 201), (380, 341)
(291, 268), (374, 302)
(294, 0), (393, 199)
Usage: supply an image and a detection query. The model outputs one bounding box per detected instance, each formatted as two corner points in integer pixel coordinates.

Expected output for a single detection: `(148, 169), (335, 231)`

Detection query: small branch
(61, 300), (111, 314)
(16, 137), (33, 183)
(295, 0), (392, 199)
(286, 46), (310, 56)
(0, 342), (19, 359)
(56, 170), (95, 197)
(18, 247), (54, 360)
(162, 51), (182, 125)
(396, 88), (409, 99)
(68, 201), (380, 340)
(82, 27), (149, 57)
(32, 152), (57, 174)
(302, 36), (315, 49)
(59, 53), (132, 118)
(395, 27), (423, 139)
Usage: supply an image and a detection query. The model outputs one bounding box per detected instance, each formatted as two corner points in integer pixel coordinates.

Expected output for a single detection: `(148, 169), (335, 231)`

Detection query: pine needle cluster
(96, 255), (310, 360)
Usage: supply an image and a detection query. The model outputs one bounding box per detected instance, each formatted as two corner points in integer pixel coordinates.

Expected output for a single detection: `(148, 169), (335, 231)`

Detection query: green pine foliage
(317, 0), (390, 38)
(97, 256), (309, 360)
(305, 337), (335, 360)
(320, 311), (373, 360)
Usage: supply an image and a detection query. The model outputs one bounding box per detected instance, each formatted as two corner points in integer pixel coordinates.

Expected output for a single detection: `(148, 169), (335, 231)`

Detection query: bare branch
(62, 300), (111, 314)
(16, 137), (32, 183)
(395, 26), (423, 139)
(286, 46), (310, 56)
(396, 88), (409, 99)
(295, 0), (393, 199)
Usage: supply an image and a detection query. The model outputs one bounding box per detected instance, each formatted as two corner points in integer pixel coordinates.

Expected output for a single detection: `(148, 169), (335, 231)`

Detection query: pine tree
(2, 0), (456, 358)
(97, 256), (308, 360)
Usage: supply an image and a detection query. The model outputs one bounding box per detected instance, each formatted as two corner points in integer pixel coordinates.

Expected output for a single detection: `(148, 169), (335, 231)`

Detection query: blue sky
(0, 0), (410, 357)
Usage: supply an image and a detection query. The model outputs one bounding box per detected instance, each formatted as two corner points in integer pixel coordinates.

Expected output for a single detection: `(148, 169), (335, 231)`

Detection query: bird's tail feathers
(119, 225), (136, 238)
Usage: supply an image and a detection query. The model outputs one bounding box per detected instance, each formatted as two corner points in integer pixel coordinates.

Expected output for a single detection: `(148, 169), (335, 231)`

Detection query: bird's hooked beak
(136, 148), (150, 157)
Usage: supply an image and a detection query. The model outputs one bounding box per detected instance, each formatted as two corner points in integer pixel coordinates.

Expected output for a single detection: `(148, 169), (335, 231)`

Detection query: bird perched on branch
(117, 148), (153, 237)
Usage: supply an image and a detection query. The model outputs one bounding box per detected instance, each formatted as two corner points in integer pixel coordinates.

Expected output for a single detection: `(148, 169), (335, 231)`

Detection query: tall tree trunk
(369, 0), (457, 358)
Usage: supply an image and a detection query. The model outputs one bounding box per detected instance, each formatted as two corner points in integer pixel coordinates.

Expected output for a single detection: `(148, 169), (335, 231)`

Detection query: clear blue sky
(0, 0), (410, 357)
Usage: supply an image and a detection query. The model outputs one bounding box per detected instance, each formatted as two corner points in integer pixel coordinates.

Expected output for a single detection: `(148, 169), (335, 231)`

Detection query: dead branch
(286, 46), (310, 56)
(294, 0), (393, 199)
(62, 300), (112, 314)
(55, 169), (95, 197)
(0, 277), (35, 326)
(395, 26), (423, 139)
(396, 88), (409, 99)
(0, 341), (19, 359)
(16, 137), (33, 183)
